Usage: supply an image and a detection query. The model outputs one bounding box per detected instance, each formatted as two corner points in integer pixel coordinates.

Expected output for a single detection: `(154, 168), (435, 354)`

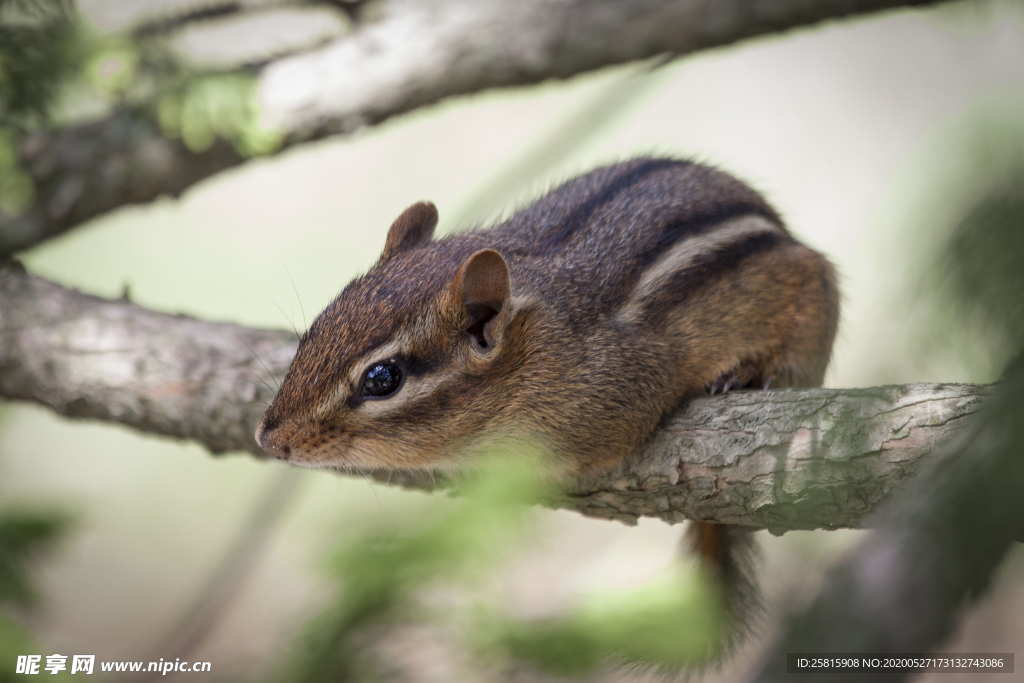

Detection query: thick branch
(0, 263), (989, 531)
(2, 0), (954, 255)
(256, 0), (952, 139)
(5, 113), (246, 257)
(752, 361), (1024, 682)
(0, 261), (294, 455)
(569, 381), (989, 530)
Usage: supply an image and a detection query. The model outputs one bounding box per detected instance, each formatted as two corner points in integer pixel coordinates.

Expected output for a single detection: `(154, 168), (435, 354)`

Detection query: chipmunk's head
(255, 202), (535, 472)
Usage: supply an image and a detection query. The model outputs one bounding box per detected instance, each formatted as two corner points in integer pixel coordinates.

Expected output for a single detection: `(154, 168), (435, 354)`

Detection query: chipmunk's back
(258, 156), (840, 658)
(465, 157), (787, 325)
(259, 156), (836, 475)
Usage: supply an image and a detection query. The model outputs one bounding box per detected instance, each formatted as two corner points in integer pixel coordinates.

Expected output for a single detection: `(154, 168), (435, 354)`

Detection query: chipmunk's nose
(254, 419), (291, 460)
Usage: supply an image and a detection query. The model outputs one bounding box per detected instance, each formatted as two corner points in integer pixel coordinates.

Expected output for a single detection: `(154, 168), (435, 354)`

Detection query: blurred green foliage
(0, 0), (78, 212)
(0, 508), (72, 683)
(0, 129), (33, 212)
(939, 169), (1024, 357)
(476, 565), (724, 676)
(912, 114), (1024, 380)
(0, 0), (79, 128)
(157, 73), (281, 156)
(0, 617), (38, 683)
(0, 508), (70, 606)
(82, 38), (138, 97)
(284, 449), (555, 682)
(0, 0), (281, 216)
(280, 449), (726, 681)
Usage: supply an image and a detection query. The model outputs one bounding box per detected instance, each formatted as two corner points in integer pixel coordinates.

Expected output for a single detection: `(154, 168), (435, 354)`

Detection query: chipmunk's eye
(360, 361), (404, 399)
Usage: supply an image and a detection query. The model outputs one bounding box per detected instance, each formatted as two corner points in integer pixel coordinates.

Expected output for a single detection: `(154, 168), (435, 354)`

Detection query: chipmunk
(256, 157), (839, 632)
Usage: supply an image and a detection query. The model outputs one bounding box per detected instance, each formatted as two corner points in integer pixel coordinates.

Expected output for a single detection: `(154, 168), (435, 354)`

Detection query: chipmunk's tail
(684, 522), (762, 647)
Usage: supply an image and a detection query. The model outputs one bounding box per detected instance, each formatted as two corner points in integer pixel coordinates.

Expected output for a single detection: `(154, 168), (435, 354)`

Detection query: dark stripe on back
(541, 158), (686, 247)
(643, 231), (790, 323)
(646, 202), (782, 268)
(658, 202), (780, 246)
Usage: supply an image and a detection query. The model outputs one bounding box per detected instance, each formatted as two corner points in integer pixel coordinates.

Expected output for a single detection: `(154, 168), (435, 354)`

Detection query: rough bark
(568, 381), (988, 530)
(256, 0), (953, 140)
(752, 360), (1024, 682)
(0, 261), (294, 455)
(0, 263), (990, 530)
(1, 0), (956, 256)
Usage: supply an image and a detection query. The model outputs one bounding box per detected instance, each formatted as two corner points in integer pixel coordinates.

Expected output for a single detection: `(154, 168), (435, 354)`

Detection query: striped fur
(256, 157), (839, 474)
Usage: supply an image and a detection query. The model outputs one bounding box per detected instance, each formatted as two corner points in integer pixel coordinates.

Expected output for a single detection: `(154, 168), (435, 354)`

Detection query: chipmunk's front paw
(705, 363), (774, 395)
(706, 371), (739, 395)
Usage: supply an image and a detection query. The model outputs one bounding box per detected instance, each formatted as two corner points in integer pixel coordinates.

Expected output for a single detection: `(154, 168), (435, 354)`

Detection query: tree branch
(2, 0), (955, 255)
(0, 263), (990, 530)
(0, 261), (294, 455)
(752, 359), (1024, 682)
(5, 112), (246, 258)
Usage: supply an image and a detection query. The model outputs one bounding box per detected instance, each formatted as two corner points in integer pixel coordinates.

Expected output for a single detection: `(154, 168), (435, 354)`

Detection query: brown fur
(257, 157), (837, 476)
(255, 156), (839, 640)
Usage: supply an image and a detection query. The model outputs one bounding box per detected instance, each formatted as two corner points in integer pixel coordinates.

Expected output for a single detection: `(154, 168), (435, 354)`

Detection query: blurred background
(2, 0), (1023, 681)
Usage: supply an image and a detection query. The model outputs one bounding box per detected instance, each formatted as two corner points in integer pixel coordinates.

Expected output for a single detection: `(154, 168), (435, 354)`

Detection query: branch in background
(0, 262), (991, 530)
(3, 111), (245, 257)
(145, 4), (352, 70)
(0, 260), (294, 454)
(752, 358), (1024, 682)
(258, 0), (955, 140)
(1, 0), (956, 256)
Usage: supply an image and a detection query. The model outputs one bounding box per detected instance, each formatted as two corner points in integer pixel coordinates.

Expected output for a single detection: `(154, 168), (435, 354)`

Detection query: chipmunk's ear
(451, 249), (511, 352)
(380, 201), (438, 262)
